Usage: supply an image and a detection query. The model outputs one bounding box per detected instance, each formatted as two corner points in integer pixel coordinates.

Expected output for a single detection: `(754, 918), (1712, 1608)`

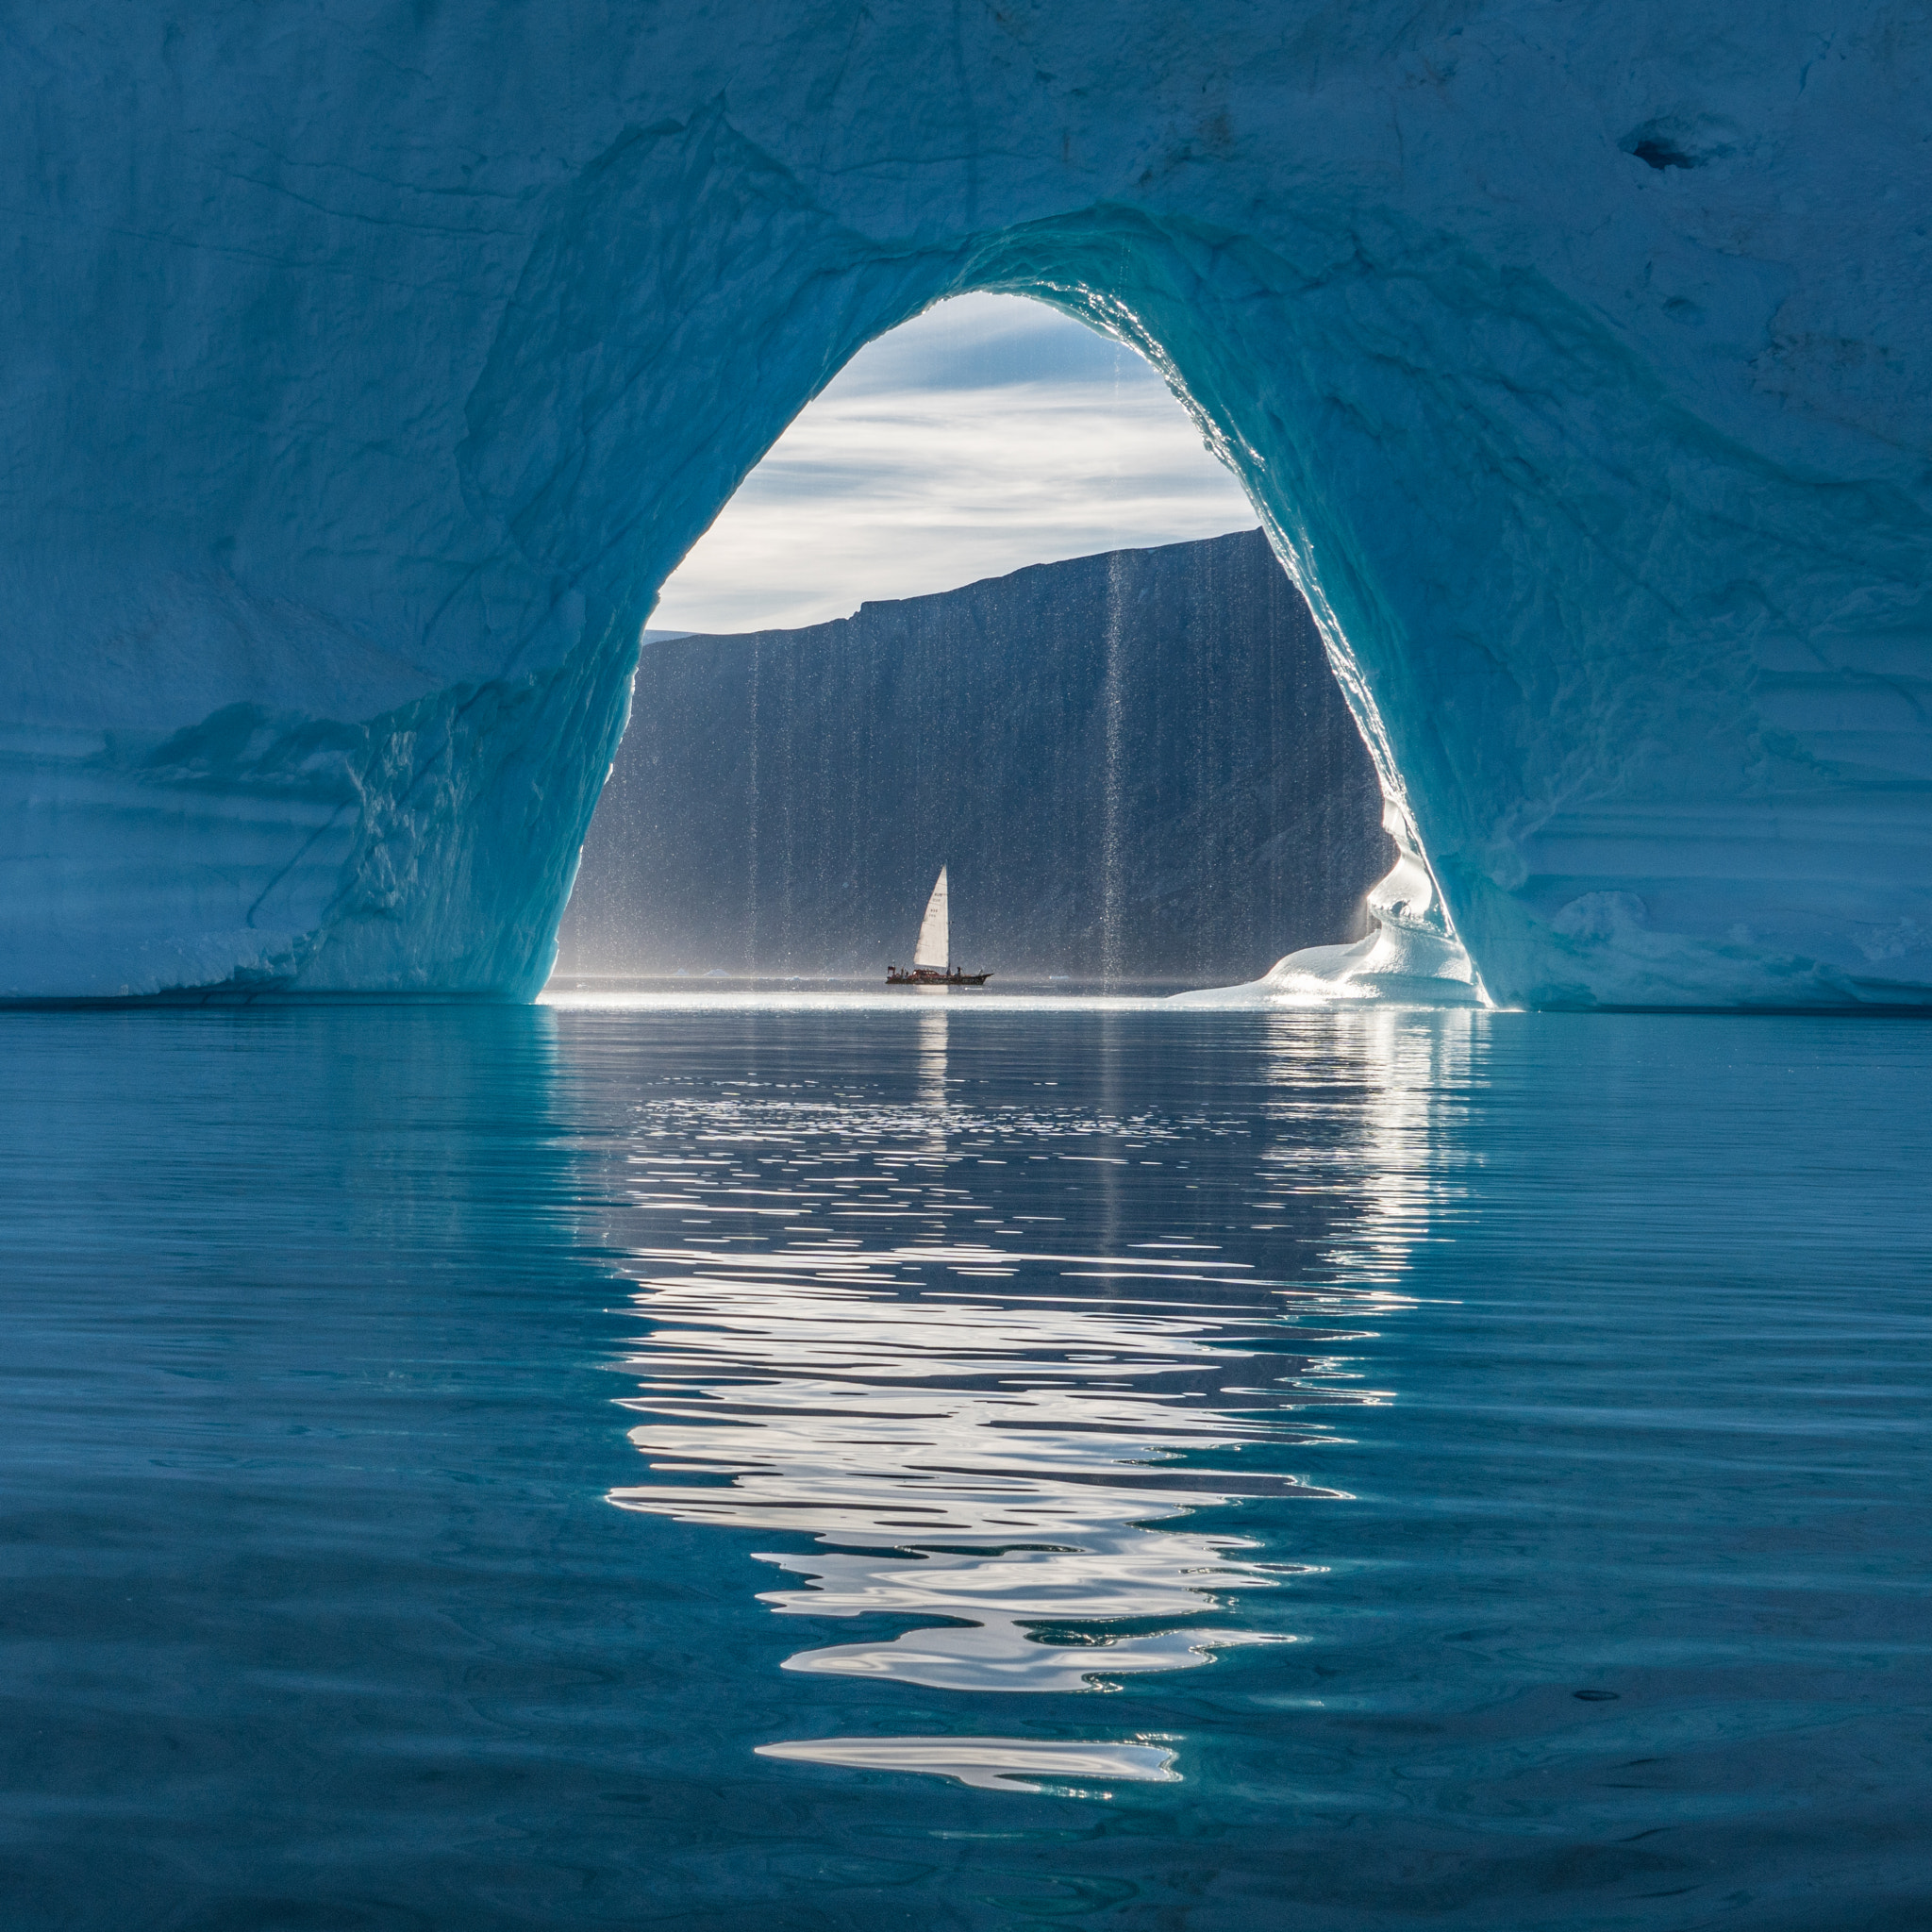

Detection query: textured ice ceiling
(1, 4), (1926, 1006)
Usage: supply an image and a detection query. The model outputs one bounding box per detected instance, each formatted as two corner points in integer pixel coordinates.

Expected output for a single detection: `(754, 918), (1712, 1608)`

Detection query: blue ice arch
(2, 5), (1926, 1008)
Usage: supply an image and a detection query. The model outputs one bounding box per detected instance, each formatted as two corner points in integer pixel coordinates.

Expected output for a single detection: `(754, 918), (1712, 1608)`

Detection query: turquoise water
(2, 1004), (1928, 1929)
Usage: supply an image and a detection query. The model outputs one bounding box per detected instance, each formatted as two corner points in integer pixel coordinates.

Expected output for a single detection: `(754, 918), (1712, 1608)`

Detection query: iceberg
(2, 6), (1927, 1006)
(558, 532), (1391, 987)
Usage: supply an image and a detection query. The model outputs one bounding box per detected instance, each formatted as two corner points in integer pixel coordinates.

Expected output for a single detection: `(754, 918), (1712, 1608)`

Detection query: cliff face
(557, 531), (1391, 986)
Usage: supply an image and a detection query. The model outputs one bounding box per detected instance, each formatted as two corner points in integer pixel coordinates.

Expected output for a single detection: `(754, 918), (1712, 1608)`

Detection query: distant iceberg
(2, 7), (1926, 1007)
(557, 532), (1390, 988)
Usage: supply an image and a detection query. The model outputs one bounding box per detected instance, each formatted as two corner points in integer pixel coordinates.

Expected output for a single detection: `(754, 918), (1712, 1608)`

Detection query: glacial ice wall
(3, 5), (1927, 1004)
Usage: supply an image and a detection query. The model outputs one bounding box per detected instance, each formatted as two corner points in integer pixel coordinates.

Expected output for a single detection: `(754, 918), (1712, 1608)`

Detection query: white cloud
(651, 292), (1258, 636)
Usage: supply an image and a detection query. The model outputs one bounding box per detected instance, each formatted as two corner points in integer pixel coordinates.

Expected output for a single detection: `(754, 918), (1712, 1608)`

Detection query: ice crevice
(1, 5), (1928, 1008)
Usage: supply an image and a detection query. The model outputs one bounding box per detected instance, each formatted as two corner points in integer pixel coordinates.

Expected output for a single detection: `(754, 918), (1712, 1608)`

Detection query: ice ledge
(1173, 906), (1932, 1014)
(1171, 926), (1487, 1010)
(1174, 796), (1490, 1009)
(1174, 900), (1932, 1015)
(1174, 796), (1932, 1013)
(0, 634), (634, 1002)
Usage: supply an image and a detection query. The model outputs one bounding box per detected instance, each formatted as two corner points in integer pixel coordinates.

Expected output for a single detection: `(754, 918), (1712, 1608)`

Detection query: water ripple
(594, 1009), (1466, 1790)
(603, 1078), (1417, 1732)
(608, 1257), (1374, 1691)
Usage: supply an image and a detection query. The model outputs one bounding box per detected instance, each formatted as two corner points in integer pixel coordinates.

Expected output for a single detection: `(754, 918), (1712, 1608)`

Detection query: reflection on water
(917, 1005), (947, 1113)
(607, 1008), (1470, 1784)
(755, 1735), (1179, 1793)
(9, 1004), (1931, 1927)
(1253, 1004), (1479, 1292)
(608, 1242), (1355, 1691)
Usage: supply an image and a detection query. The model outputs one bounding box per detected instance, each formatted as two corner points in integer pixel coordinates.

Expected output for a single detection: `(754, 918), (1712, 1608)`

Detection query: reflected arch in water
(596, 1008), (1481, 1711)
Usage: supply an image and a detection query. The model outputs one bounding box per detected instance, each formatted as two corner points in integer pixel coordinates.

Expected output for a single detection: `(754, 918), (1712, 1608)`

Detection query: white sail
(912, 868), (949, 970)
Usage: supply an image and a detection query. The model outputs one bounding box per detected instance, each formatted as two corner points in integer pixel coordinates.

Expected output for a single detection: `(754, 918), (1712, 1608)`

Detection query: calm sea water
(2, 1002), (1928, 1930)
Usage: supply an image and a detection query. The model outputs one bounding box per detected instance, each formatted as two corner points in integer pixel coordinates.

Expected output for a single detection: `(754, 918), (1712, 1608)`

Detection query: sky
(649, 292), (1258, 637)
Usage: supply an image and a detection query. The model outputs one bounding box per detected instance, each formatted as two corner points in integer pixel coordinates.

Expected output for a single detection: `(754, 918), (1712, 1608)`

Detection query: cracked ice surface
(1, 5), (1927, 1005)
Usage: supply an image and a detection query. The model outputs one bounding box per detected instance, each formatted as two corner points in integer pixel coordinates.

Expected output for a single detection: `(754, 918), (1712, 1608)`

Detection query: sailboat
(887, 867), (991, 986)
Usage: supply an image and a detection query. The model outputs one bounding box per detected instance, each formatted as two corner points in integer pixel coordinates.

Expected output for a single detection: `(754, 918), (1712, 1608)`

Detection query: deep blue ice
(3, 1003), (1928, 1929)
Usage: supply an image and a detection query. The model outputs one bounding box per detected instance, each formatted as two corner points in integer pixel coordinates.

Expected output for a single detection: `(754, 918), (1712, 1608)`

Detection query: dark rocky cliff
(556, 529), (1391, 985)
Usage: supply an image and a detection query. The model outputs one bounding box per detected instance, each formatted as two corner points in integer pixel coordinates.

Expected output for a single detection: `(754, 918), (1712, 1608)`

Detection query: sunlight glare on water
(602, 1005), (1451, 1738)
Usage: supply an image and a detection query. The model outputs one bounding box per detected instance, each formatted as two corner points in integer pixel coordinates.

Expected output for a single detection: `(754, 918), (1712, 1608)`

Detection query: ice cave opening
(550, 290), (1476, 1003)
(7, 16), (1927, 1009)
